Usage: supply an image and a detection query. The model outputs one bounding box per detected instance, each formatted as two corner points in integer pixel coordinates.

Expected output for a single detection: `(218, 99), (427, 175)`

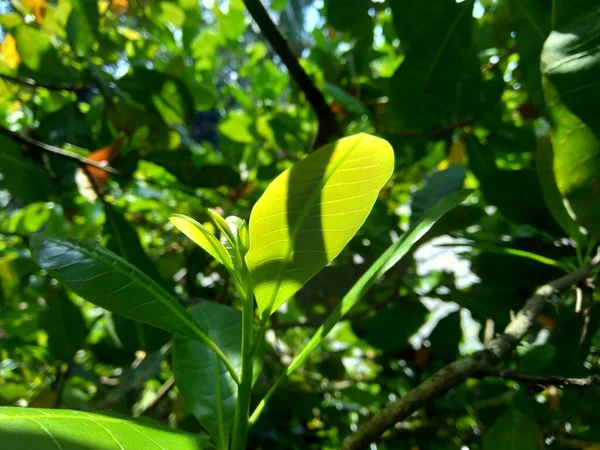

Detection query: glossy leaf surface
(246, 133), (394, 316)
(30, 236), (211, 345)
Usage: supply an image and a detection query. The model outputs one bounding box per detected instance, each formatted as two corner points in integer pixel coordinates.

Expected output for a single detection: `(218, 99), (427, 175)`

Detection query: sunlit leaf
(169, 214), (234, 270)
(246, 133), (394, 316)
(0, 407), (209, 449)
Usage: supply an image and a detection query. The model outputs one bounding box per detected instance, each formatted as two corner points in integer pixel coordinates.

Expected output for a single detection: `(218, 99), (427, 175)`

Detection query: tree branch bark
(0, 73), (91, 92)
(0, 125), (121, 175)
(481, 366), (600, 388)
(341, 249), (600, 450)
(242, 0), (339, 149)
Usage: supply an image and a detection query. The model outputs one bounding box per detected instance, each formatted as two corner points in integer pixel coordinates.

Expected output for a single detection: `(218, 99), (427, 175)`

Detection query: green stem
(249, 376), (283, 425)
(249, 313), (269, 358)
(230, 280), (254, 450)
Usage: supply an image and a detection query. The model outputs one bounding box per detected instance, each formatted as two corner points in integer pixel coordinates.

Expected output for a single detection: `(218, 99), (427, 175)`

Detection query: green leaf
(245, 133), (395, 317)
(0, 135), (53, 203)
(324, 82), (368, 115)
(173, 302), (241, 450)
(479, 169), (560, 234)
(218, 111), (254, 144)
(428, 311), (462, 361)
(0, 407), (209, 449)
(483, 409), (543, 450)
(250, 190), (470, 423)
(169, 214), (234, 270)
(389, 0), (480, 128)
(0, 13), (23, 29)
(42, 291), (87, 363)
(15, 26), (52, 71)
(105, 207), (172, 291)
(67, 0), (100, 56)
(29, 236), (240, 384)
(507, 0), (551, 110)
(542, 12), (600, 238)
(359, 300), (427, 351)
(536, 134), (585, 245)
(14, 25), (76, 83)
(411, 166), (466, 225)
(117, 68), (195, 126)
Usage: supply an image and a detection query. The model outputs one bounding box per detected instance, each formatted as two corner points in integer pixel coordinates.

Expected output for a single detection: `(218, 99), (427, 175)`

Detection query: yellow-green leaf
(245, 133), (394, 317)
(170, 214), (233, 270)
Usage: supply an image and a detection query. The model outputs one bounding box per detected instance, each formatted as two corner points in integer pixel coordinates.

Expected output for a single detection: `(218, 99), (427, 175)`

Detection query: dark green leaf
(42, 291), (87, 363)
(411, 166), (466, 225)
(173, 302), (241, 450)
(0, 135), (53, 203)
(359, 300), (427, 351)
(30, 236), (212, 345)
(389, 0), (480, 128)
(483, 409), (543, 450)
(428, 310), (462, 361)
(67, 0), (100, 56)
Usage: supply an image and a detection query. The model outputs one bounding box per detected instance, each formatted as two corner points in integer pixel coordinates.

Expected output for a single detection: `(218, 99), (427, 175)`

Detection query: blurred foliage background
(0, 0), (599, 448)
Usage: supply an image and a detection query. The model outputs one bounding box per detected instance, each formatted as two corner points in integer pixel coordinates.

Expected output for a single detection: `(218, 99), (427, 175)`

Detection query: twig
(0, 73), (91, 92)
(388, 119), (473, 138)
(481, 366), (600, 388)
(341, 249), (600, 450)
(136, 376), (175, 417)
(242, 0), (339, 149)
(0, 125), (121, 175)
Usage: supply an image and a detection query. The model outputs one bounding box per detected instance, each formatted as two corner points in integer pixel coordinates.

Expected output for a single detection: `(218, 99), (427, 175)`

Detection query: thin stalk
(230, 279), (255, 450)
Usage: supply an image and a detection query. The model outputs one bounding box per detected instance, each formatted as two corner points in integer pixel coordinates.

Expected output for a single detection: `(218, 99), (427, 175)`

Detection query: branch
(0, 73), (91, 92)
(482, 366), (600, 389)
(341, 250), (600, 450)
(242, 0), (339, 149)
(0, 125), (121, 175)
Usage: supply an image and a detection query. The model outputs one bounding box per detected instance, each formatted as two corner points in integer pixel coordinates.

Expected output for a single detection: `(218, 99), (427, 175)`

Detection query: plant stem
(230, 279), (255, 450)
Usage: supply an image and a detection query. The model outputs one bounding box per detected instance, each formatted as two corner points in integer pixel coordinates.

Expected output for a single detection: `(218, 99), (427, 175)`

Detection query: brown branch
(341, 249), (600, 450)
(481, 366), (600, 389)
(0, 73), (91, 92)
(0, 125), (121, 175)
(242, 0), (339, 149)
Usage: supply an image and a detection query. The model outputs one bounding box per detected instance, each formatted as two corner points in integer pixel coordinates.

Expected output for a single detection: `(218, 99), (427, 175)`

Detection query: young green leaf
(30, 235), (240, 384)
(173, 302), (242, 450)
(250, 190), (470, 423)
(170, 214), (233, 270)
(246, 133), (394, 317)
(0, 407), (210, 449)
